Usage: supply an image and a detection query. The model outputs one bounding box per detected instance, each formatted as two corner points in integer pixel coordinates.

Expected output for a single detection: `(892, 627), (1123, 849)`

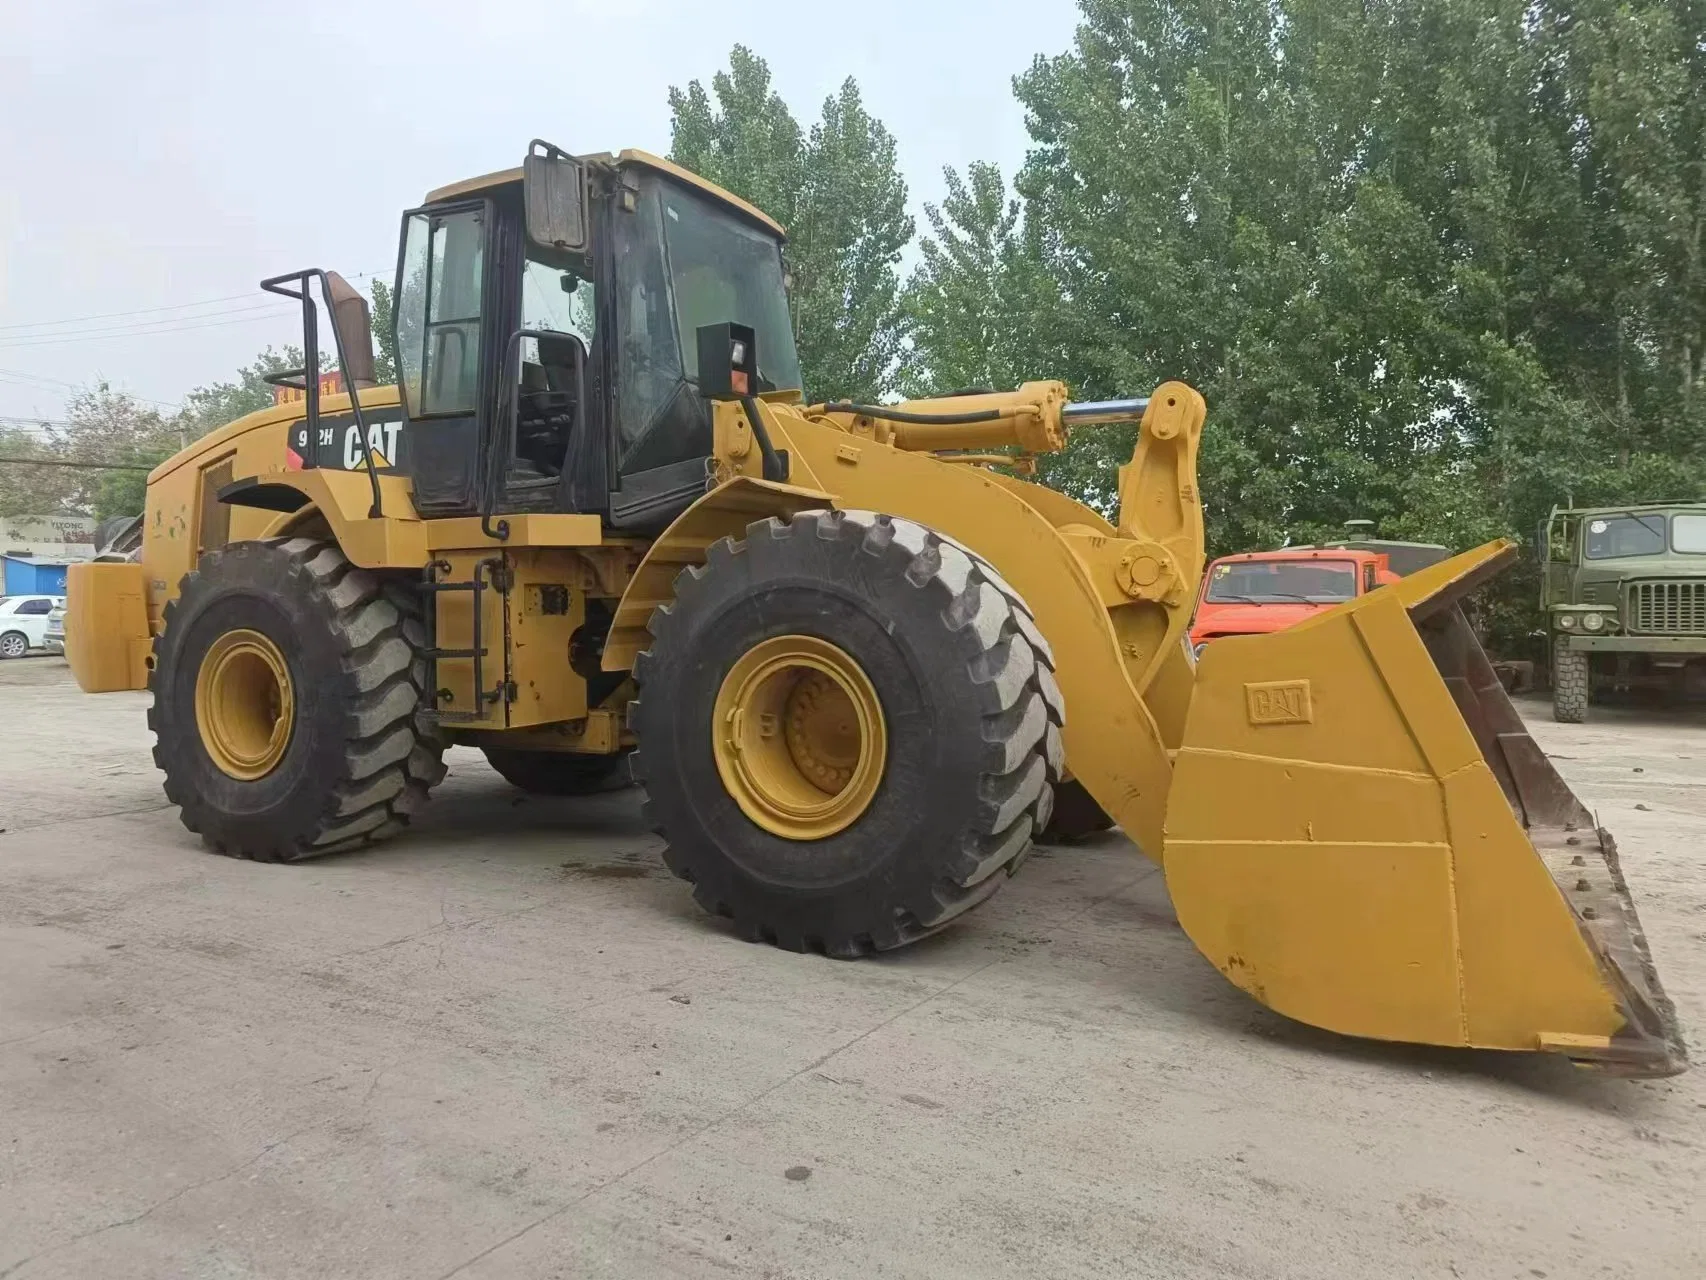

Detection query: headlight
(1558, 614), (1577, 630)
(1582, 613), (1605, 632)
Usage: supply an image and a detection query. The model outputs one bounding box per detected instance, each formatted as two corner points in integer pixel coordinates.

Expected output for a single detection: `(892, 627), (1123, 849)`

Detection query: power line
(0, 366), (183, 410)
(0, 300), (294, 340)
(0, 365), (78, 385)
(0, 308), (295, 351)
(0, 290), (267, 333)
(0, 455), (155, 471)
(0, 267), (391, 336)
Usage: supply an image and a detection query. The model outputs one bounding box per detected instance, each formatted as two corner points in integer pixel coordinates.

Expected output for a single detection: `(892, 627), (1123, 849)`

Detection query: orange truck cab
(1190, 540), (1448, 653)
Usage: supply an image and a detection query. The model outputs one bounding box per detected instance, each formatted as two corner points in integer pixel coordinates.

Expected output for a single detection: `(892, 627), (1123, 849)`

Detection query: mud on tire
(148, 537), (445, 860)
(631, 508), (1064, 957)
(1552, 641), (1590, 724)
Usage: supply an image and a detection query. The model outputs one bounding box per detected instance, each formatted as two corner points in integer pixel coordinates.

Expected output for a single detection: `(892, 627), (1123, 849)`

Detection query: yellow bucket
(1164, 541), (1685, 1076)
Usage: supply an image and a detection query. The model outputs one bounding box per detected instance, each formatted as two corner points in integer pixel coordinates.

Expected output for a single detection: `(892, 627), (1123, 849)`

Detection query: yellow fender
(625, 412), (1185, 861)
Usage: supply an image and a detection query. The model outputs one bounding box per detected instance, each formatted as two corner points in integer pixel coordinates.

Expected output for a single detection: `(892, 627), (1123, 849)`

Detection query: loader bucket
(1164, 541), (1686, 1076)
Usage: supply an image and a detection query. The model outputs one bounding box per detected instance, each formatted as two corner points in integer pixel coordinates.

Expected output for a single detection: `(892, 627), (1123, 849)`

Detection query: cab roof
(1554, 501), (1705, 516)
(423, 148), (786, 240)
(1212, 547), (1374, 564)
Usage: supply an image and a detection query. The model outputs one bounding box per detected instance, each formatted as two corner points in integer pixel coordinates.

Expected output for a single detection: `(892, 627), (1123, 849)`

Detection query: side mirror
(523, 140), (587, 252)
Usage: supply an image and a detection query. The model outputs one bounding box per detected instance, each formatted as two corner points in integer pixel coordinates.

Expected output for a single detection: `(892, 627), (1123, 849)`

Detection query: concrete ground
(1, 656), (1701, 1280)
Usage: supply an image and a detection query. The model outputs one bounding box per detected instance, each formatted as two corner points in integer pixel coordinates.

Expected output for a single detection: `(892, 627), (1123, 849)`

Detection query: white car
(43, 601), (66, 655)
(0, 594), (65, 658)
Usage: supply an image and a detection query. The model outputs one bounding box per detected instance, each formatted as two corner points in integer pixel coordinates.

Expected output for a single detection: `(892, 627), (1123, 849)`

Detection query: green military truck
(1542, 502), (1706, 721)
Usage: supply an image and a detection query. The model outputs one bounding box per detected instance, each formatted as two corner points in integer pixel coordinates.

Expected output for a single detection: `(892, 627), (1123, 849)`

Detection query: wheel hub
(712, 635), (887, 840)
(194, 628), (295, 780)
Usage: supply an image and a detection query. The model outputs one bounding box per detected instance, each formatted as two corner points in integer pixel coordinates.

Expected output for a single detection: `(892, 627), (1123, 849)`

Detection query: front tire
(0, 631), (27, 659)
(632, 509), (1063, 957)
(148, 537), (445, 860)
(1553, 642), (1589, 724)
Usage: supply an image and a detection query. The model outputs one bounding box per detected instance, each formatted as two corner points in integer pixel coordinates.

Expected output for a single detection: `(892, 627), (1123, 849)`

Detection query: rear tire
(482, 747), (632, 795)
(148, 537), (446, 860)
(1553, 642), (1589, 724)
(632, 509), (1063, 956)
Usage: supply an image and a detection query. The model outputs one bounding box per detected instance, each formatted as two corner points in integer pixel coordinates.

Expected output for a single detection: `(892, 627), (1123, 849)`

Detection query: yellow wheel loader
(66, 141), (1684, 1075)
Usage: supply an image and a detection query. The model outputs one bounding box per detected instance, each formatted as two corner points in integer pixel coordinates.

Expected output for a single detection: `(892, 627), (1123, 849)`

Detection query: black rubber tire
(632, 508), (1064, 957)
(148, 537), (446, 860)
(1553, 641), (1590, 724)
(482, 747), (632, 795)
(1039, 778), (1115, 842)
(0, 630), (27, 659)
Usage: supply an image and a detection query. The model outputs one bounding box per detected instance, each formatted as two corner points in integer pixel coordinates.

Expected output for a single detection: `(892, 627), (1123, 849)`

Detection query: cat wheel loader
(66, 142), (1685, 1075)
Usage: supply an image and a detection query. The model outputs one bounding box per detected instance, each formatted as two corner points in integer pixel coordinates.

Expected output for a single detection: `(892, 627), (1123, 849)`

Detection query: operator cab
(391, 143), (800, 534)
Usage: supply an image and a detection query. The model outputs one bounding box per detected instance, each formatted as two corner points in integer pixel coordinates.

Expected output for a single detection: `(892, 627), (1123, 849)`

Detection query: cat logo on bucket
(1244, 679), (1313, 725)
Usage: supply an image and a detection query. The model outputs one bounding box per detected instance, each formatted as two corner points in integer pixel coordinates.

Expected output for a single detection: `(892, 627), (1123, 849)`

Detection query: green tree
(669, 47), (915, 401)
(901, 162), (1062, 398)
(369, 279), (398, 385)
(0, 424), (78, 516)
(1010, 0), (1705, 652)
(177, 346), (305, 438)
(0, 385), (179, 519)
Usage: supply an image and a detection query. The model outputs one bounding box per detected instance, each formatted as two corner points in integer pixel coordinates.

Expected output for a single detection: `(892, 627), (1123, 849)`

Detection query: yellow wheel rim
(194, 629), (295, 780)
(712, 635), (887, 841)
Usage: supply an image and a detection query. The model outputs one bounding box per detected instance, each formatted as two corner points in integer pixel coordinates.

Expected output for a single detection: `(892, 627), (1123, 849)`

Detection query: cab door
(1543, 512), (1578, 606)
(391, 198), (514, 516)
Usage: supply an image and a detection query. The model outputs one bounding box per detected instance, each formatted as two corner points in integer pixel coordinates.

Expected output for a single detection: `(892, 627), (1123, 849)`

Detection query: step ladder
(421, 556), (514, 723)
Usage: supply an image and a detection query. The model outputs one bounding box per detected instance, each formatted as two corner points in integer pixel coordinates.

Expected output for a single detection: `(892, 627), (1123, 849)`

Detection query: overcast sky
(0, 0), (1082, 424)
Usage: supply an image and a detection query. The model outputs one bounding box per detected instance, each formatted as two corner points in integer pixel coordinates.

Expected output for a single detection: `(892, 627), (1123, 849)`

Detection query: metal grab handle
(260, 268), (385, 520)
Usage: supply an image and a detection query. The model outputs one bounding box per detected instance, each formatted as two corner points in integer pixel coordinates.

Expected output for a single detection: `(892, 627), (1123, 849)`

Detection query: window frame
(394, 199), (492, 422)
(1583, 513), (1667, 560)
(1204, 558), (1360, 604)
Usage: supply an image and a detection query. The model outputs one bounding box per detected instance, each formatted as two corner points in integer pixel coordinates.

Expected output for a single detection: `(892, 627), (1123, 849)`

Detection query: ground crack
(0, 1123), (316, 1279)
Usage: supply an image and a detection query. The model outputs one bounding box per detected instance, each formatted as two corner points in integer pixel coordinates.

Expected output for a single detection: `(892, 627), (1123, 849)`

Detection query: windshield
(1672, 514), (1706, 554)
(659, 184), (801, 392)
(1206, 559), (1358, 603)
(1584, 514), (1666, 559)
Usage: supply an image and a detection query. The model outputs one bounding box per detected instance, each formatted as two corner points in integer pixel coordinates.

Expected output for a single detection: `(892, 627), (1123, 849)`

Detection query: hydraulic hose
(812, 402), (1015, 425)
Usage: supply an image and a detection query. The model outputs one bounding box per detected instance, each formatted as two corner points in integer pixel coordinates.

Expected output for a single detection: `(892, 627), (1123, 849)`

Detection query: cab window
(396, 206), (485, 418)
(1205, 560), (1357, 603)
(521, 257), (594, 354)
(1584, 515), (1665, 559)
(1673, 514), (1706, 553)
(612, 179), (685, 462)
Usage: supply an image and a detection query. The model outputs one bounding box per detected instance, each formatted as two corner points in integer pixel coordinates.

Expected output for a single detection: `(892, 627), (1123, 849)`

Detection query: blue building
(1, 555), (74, 596)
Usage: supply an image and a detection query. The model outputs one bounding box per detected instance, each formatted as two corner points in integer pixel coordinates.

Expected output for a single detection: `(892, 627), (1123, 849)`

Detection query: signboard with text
(1, 514), (97, 560)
